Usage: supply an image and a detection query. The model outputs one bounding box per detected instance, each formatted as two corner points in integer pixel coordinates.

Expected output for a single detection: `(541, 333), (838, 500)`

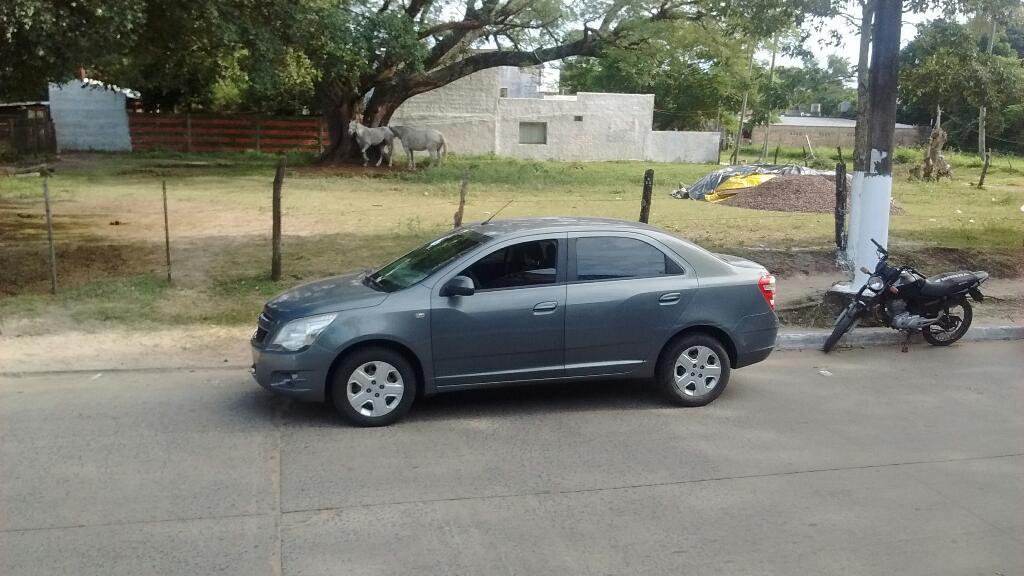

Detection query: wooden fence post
(834, 161), (847, 251)
(639, 169), (654, 224)
(185, 113), (193, 153)
(453, 169), (468, 228)
(773, 144), (780, 164)
(317, 122), (324, 155)
(977, 149), (991, 188)
(255, 117), (262, 154)
(162, 180), (172, 283)
(271, 155), (286, 281)
(836, 146), (845, 166)
(43, 172), (57, 294)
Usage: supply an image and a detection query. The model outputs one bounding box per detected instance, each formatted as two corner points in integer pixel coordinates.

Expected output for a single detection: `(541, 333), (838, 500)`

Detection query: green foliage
(898, 17), (1024, 154)
(770, 55), (857, 119)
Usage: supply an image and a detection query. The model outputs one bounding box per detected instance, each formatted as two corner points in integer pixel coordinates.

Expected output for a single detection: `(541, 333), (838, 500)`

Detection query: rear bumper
(733, 311), (779, 368)
(251, 345), (329, 403)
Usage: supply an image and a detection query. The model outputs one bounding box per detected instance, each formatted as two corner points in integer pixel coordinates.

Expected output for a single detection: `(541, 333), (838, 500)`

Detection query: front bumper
(251, 345), (329, 403)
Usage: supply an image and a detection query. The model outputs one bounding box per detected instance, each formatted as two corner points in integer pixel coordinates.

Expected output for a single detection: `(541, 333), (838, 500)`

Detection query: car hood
(264, 272), (387, 320)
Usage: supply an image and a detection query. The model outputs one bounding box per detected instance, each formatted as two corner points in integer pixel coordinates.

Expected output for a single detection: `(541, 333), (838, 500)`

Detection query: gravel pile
(720, 175), (903, 215)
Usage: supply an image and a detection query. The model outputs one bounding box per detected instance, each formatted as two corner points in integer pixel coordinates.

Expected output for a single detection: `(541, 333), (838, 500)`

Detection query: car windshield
(366, 229), (490, 292)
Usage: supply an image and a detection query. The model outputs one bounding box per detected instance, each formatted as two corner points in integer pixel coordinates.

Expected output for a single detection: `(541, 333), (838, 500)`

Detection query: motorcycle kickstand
(900, 331), (913, 353)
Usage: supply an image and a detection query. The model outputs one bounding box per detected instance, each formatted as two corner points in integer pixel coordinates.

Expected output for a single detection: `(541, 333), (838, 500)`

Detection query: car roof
(463, 217), (663, 238)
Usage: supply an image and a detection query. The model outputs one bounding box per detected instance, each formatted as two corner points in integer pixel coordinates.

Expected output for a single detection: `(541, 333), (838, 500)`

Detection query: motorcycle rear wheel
(823, 303), (861, 353)
(922, 300), (972, 346)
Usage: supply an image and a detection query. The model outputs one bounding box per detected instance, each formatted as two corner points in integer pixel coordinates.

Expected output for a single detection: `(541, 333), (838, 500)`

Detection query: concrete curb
(776, 325), (1024, 351)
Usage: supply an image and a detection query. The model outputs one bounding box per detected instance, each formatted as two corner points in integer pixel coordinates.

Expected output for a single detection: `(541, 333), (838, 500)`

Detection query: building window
(519, 122), (547, 145)
(574, 115), (583, 122)
(500, 87), (508, 97)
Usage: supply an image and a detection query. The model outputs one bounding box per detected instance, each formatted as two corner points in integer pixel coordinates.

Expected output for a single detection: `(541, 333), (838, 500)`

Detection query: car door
(564, 232), (698, 377)
(430, 234), (567, 388)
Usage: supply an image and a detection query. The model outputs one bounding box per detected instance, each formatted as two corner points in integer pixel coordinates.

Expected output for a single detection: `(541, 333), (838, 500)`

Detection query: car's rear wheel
(331, 347), (416, 427)
(656, 334), (731, 407)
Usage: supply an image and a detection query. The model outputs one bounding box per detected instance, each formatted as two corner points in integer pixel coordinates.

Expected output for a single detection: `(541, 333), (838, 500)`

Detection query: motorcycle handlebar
(870, 238), (888, 256)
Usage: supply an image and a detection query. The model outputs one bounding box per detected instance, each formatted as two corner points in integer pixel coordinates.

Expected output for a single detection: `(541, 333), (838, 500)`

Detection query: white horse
(388, 125), (447, 169)
(347, 121), (395, 167)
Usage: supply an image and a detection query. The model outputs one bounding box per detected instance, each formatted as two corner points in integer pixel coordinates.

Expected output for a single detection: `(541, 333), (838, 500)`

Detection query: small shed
(0, 102), (57, 157)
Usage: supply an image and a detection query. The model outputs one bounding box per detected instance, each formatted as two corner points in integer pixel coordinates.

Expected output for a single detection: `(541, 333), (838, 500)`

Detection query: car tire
(655, 333), (731, 407)
(330, 346), (417, 427)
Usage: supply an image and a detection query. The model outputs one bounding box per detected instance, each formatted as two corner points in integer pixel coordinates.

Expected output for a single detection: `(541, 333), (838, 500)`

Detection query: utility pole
(846, 0), (874, 269)
(849, 0), (902, 288)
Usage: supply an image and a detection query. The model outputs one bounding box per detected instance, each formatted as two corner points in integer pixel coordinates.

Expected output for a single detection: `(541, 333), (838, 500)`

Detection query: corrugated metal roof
(775, 115), (917, 129)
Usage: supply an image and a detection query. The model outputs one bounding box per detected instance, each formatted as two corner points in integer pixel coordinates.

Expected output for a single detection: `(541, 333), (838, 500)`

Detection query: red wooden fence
(129, 113), (326, 153)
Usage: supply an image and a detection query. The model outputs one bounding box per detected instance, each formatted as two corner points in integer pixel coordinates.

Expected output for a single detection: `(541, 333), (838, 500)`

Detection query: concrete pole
(852, 0), (902, 288)
(846, 0), (875, 269)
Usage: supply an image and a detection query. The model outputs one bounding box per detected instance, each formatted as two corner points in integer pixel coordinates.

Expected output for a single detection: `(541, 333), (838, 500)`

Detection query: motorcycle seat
(920, 271), (987, 297)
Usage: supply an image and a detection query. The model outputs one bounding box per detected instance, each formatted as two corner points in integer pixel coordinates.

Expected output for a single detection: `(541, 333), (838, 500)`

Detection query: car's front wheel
(331, 346), (417, 427)
(655, 334), (731, 407)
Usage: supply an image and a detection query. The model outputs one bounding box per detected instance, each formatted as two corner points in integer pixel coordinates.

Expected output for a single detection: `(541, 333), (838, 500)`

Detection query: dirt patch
(294, 163), (400, 178)
(721, 175), (904, 215)
(0, 241), (160, 295)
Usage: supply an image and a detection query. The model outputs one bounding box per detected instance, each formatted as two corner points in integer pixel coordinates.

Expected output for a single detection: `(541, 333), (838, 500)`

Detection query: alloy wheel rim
(674, 345), (722, 397)
(346, 361), (404, 417)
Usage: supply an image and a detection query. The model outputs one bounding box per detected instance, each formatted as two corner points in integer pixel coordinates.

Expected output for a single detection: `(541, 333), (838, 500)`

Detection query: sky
(769, 8), (948, 69)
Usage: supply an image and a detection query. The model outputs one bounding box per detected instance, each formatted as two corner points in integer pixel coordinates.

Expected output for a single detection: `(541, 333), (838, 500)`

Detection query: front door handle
(533, 301), (558, 314)
(659, 292), (681, 304)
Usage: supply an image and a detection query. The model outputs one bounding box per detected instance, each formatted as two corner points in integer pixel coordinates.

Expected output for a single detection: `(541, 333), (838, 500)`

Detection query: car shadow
(237, 378), (690, 428)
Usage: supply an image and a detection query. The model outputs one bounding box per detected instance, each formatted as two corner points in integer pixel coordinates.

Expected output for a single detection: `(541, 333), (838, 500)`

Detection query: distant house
(390, 66), (720, 163)
(0, 101), (56, 156)
(750, 116), (928, 149)
(47, 78), (139, 152)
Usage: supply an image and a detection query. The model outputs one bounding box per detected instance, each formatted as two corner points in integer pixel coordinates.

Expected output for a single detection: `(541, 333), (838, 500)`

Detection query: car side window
(460, 239), (558, 290)
(575, 236), (680, 281)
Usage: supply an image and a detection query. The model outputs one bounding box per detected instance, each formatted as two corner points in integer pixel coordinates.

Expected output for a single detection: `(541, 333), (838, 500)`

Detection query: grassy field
(1, 150), (1021, 333)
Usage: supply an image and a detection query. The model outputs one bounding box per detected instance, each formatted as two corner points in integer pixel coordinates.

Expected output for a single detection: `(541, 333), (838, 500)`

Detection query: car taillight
(758, 273), (776, 310)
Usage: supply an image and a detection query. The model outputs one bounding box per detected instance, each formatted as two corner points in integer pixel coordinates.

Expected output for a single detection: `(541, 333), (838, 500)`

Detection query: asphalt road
(1, 341), (1022, 575)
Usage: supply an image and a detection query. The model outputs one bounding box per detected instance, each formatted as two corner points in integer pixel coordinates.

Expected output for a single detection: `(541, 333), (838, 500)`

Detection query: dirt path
(0, 326), (252, 373)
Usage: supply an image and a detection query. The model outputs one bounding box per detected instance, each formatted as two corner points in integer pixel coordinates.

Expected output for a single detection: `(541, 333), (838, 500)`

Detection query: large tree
(898, 17), (1024, 153)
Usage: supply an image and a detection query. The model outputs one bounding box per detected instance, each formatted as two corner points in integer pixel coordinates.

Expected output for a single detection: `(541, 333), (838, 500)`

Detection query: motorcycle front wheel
(823, 302), (862, 353)
(922, 299), (972, 346)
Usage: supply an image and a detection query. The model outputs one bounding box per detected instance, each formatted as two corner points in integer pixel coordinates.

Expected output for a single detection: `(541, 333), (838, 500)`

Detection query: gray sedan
(251, 217), (778, 426)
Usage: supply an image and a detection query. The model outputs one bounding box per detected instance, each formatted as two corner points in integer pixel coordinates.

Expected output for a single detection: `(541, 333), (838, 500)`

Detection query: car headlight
(867, 275), (885, 292)
(269, 313), (337, 351)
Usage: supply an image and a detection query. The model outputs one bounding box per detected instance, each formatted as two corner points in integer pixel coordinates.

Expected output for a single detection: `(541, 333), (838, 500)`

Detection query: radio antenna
(481, 200), (513, 225)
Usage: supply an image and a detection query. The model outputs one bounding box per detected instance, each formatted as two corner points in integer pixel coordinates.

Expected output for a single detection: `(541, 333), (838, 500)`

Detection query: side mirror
(441, 275), (475, 297)
(860, 266), (872, 274)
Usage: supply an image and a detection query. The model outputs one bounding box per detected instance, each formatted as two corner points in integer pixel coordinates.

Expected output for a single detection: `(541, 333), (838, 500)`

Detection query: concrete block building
(391, 66), (718, 163)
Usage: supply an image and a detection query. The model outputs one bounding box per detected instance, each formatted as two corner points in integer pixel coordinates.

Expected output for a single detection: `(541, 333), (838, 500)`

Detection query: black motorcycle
(823, 239), (989, 353)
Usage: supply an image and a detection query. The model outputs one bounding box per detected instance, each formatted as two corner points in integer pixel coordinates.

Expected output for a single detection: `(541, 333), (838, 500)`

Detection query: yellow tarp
(705, 173), (777, 202)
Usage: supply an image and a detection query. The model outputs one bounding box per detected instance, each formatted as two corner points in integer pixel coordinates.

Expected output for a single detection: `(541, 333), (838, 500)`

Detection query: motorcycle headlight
(269, 313), (337, 351)
(866, 275), (885, 292)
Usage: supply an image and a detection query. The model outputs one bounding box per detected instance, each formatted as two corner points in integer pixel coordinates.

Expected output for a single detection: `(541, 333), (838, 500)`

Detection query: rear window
(575, 237), (676, 281)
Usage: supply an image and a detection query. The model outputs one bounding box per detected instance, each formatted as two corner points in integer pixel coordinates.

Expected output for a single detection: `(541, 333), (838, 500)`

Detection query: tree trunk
(320, 88), (360, 164)
(978, 17), (996, 156)
(730, 44), (756, 165)
(853, 0), (874, 173)
(760, 34), (779, 162)
(362, 87), (405, 127)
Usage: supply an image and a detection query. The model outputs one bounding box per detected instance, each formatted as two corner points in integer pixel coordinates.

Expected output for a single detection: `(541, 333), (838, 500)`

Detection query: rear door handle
(533, 301), (558, 314)
(659, 292), (681, 304)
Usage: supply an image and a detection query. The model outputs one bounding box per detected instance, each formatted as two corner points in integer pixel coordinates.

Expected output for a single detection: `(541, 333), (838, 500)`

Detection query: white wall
(645, 131), (720, 164)
(390, 67), (715, 164)
(48, 80), (131, 152)
(391, 68), (500, 156)
(497, 93), (654, 161)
